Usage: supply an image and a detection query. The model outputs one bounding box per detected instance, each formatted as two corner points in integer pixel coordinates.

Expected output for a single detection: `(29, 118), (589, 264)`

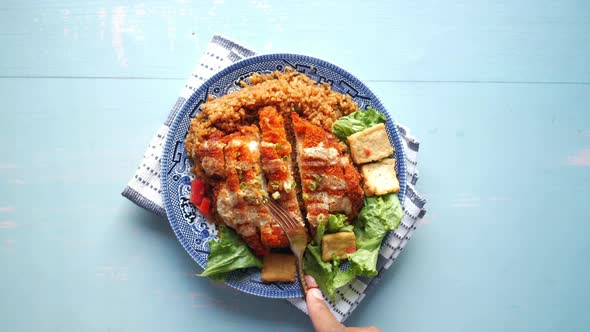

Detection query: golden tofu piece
(361, 158), (400, 196)
(261, 253), (296, 282)
(347, 123), (394, 164)
(321, 232), (356, 262)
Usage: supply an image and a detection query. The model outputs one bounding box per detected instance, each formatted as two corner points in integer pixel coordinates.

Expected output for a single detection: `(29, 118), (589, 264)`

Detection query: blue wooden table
(1, 1), (589, 331)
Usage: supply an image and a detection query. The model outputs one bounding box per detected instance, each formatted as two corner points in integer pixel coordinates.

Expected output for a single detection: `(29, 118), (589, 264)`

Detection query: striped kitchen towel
(122, 35), (427, 323)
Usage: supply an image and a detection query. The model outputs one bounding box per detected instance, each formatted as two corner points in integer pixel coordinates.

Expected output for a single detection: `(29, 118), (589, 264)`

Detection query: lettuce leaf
(338, 225), (354, 233)
(357, 193), (403, 237)
(315, 219), (327, 244)
(303, 245), (334, 293)
(198, 225), (263, 281)
(303, 193), (404, 296)
(350, 193), (403, 276)
(328, 214), (348, 232)
(331, 107), (386, 141)
(303, 244), (356, 300)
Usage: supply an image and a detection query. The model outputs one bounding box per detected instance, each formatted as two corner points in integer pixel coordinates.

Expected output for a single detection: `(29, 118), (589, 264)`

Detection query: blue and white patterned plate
(161, 53), (407, 298)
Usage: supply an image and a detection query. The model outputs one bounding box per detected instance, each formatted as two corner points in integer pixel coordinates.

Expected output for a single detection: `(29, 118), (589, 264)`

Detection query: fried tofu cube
(361, 158), (400, 196)
(321, 232), (357, 262)
(261, 253), (296, 282)
(347, 123), (394, 164)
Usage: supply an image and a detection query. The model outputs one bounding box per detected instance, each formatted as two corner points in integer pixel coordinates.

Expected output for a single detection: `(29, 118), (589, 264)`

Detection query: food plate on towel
(161, 53), (407, 298)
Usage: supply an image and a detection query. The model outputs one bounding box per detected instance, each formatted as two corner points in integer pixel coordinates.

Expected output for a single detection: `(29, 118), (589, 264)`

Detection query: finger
(304, 275), (318, 289)
(347, 326), (382, 332)
(306, 287), (345, 332)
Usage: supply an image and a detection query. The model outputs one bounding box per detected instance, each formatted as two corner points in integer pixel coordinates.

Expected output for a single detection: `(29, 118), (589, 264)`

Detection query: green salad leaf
(349, 193), (403, 276)
(357, 193), (404, 236)
(303, 193), (404, 297)
(315, 218), (327, 244)
(303, 245), (334, 293)
(328, 214), (349, 232)
(331, 107), (386, 141)
(198, 225), (263, 281)
(303, 240), (356, 300)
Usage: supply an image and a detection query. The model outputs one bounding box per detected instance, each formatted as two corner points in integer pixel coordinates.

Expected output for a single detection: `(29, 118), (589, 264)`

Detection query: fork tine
(266, 200), (295, 231)
(263, 198), (309, 297)
(264, 200), (284, 224)
(266, 199), (299, 230)
(272, 207), (297, 230)
(265, 203), (288, 228)
(269, 199), (300, 229)
(265, 199), (285, 221)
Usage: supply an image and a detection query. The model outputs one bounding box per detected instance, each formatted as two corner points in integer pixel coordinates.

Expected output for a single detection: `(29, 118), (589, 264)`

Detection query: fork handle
(297, 259), (308, 296)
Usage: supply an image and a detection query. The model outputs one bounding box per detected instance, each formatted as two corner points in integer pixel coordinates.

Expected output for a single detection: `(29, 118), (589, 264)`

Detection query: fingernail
(308, 288), (324, 300)
(304, 275), (318, 289)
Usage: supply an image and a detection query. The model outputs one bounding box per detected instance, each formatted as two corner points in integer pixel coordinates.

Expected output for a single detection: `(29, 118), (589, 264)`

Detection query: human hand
(304, 276), (381, 332)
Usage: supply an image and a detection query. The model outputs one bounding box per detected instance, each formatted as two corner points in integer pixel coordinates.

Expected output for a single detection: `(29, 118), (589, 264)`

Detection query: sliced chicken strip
(215, 125), (273, 256)
(258, 106), (304, 248)
(291, 112), (364, 232)
(193, 132), (226, 179)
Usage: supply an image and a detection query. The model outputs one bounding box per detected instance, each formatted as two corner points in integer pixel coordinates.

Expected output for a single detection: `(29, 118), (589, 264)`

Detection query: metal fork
(264, 198), (309, 296)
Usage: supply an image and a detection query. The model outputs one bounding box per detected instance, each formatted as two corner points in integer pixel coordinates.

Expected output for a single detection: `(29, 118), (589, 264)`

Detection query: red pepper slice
(345, 247), (357, 254)
(190, 179), (206, 206)
(197, 197), (212, 215)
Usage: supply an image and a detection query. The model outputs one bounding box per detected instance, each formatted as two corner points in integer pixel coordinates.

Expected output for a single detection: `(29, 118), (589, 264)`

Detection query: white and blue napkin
(122, 35), (427, 323)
